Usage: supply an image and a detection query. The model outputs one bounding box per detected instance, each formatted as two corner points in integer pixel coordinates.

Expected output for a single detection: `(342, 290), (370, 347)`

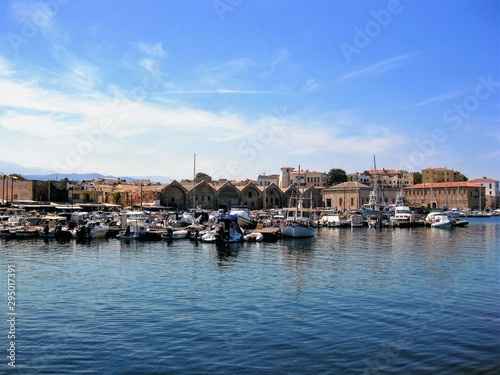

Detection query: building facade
(403, 182), (484, 210)
(422, 167), (461, 183)
(468, 177), (499, 209)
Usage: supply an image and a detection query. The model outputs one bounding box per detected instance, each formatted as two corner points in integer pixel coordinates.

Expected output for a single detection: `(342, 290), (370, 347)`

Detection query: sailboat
(281, 166), (316, 238)
(362, 156), (387, 217)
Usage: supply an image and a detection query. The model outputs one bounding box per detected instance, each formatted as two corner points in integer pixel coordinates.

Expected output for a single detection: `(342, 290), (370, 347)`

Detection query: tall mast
(193, 153), (196, 209)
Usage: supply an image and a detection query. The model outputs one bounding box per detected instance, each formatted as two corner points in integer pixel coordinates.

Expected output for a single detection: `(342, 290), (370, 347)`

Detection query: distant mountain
(0, 161), (173, 184)
(0, 160), (54, 176)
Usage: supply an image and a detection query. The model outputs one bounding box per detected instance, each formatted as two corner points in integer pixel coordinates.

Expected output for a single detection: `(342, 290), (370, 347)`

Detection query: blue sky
(0, 0), (499, 181)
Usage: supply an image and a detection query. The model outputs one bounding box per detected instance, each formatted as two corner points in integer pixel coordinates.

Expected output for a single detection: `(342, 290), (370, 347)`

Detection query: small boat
(229, 205), (256, 229)
(281, 215), (316, 237)
(201, 214), (244, 243)
(11, 225), (41, 238)
(244, 231), (264, 242)
(161, 227), (189, 240)
(426, 212), (453, 229)
(87, 220), (109, 238)
(452, 218), (469, 227)
(367, 214), (383, 228)
(389, 206), (413, 226)
(116, 219), (147, 240)
(349, 212), (365, 227)
(39, 215), (73, 239)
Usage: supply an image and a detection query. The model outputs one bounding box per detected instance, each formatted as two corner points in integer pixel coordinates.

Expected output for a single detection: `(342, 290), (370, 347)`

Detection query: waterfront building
(422, 167), (461, 183)
(403, 182), (484, 210)
(349, 170), (413, 188)
(468, 177), (499, 209)
(257, 174), (279, 187)
(290, 169), (327, 188)
(321, 182), (372, 211)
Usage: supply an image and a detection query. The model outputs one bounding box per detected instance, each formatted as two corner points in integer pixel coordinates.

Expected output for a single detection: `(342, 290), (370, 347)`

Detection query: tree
(413, 172), (422, 184)
(9, 173), (26, 180)
(113, 192), (121, 204)
(457, 173), (468, 182)
(327, 168), (347, 185)
(195, 172), (211, 182)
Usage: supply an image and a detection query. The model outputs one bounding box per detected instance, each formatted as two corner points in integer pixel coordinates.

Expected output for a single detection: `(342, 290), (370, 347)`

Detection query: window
(248, 192), (252, 198)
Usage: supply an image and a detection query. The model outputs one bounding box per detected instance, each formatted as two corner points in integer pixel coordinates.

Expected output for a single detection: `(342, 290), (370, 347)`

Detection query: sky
(0, 0), (499, 182)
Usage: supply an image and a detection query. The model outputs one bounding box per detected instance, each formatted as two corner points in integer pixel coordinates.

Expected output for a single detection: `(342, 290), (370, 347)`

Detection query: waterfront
(1, 217), (499, 374)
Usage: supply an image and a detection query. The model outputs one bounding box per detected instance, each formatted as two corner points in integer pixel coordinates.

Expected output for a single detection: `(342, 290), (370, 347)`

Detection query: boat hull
(282, 224), (315, 238)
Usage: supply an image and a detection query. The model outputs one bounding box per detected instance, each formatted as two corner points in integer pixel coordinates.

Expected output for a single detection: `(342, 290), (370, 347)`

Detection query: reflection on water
(0, 218), (498, 374)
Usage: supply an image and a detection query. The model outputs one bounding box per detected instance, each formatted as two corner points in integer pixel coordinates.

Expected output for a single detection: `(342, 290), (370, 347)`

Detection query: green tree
(413, 172), (422, 184)
(9, 173), (26, 180)
(458, 173), (468, 182)
(195, 172), (211, 182)
(113, 192), (121, 204)
(327, 168), (347, 185)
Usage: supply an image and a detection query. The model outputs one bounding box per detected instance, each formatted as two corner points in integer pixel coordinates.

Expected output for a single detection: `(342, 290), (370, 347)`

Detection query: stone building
(422, 167), (461, 183)
(403, 182), (484, 210)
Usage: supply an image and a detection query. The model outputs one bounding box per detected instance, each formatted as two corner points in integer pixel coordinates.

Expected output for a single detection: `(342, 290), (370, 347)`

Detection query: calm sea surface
(1, 217), (499, 374)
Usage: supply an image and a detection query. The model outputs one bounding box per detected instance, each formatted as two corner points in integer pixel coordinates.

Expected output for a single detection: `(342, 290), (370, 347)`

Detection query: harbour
(1, 216), (499, 374)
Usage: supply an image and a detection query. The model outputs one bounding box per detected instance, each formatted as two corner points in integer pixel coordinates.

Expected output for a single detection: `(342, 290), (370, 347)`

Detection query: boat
(201, 214), (244, 243)
(86, 220), (109, 238)
(244, 231), (264, 242)
(426, 212), (453, 229)
(367, 213), (383, 228)
(316, 209), (349, 227)
(116, 219), (147, 239)
(281, 214), (316, 237)
(349, 212), (365, 227)
(361, 156), (387, 217)
(11, 225), (41, 238)
(388, 188), (413, 226)
(161, 227), (189, 240)
(229, 205), (256, 229)
(281, 167), (317, 238)
(452, 218), (469, 227)
(39, 214), (72, 239)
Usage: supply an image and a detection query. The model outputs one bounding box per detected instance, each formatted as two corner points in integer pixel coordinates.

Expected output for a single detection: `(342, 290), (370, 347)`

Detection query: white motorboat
(426, 212), (453, 229)
(201, 214), (244, 243)
(161, 227), (189, 240)
(229, 205), (256, 229)
(390, 206), (413, 226)
(87, 220), (109, 238)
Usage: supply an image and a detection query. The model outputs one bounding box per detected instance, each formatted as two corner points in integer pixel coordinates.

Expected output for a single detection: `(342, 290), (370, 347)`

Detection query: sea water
(1, 217), (499, 374)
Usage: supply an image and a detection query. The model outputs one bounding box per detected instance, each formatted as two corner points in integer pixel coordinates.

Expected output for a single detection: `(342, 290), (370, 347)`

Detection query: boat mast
(444, 167), (448, 209)
(193, 153), (196, 209)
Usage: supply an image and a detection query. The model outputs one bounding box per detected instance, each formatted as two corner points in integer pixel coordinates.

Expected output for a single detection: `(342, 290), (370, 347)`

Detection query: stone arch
(217, 182), (241, 210)
(192, 181), (217, 210)
(262, 183), (284, 208)
(239, 183), (261, 209)
(160, 181), (188, 210)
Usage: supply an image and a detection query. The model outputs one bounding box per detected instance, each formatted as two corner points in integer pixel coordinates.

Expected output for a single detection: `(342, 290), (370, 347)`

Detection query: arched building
(159, 181), (189, 209)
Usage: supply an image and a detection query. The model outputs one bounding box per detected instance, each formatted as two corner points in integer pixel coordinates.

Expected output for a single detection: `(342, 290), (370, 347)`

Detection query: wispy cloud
(137, 42), (167, 58)
(10, 1), (66, 40)
(334, 53), (416, 84)
(161, 89), (279, 95)
(408, 91), (464, 107)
